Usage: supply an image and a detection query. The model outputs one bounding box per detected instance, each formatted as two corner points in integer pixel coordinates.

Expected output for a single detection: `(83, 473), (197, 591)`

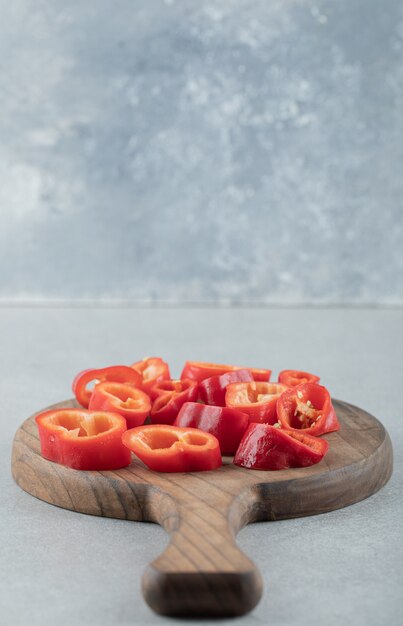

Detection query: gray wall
(1, 0), (402, 304)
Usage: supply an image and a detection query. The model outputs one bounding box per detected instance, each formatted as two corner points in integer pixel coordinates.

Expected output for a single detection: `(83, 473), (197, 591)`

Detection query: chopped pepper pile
(36, 359), (339, 473)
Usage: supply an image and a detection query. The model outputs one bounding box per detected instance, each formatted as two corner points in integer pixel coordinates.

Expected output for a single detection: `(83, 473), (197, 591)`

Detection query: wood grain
(12, 398), (392, 617)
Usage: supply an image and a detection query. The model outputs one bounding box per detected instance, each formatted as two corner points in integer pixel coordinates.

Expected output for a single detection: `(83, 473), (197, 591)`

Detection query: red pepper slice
(150, 380), (199, 425)
(180, 361), (271, 383)
(233, 423), (329, 470)
(88, 381), (151, 428)
(174, 402), (249, 455)
(278, 369), (320, 387)
(131, 357), (170, 394)
(149, 378), (197, 401)
(36, 409), (132, 470)
(198, 369), (253, 407)
(122, 424), (222, 473)
(72, 366), (142, 408)
(277, 383), (339, 436)
(225, 381), (289, 425)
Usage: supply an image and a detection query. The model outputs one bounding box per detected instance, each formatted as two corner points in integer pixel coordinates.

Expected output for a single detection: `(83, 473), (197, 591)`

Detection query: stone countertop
(1, 306), (401, 626)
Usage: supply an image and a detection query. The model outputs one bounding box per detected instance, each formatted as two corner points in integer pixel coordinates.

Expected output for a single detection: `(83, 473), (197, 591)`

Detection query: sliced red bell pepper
(88, 381), (151, 428)
(278, 369), (320, 387)
(277, 382), (339, 436)
(150, 380), (199, 425)
(180, 361), (271, 383)
(131, 357), (170, 394)
(122, 424), (222, 472)
(233, 423), (329, 470)
(149, 378), (198, 401)
(36, 409), (132, 470)
(174, 402), (249, 455)
(198, 369), (253, 407)
(72, 365), (142, 408)
(225, 381), (289, 425)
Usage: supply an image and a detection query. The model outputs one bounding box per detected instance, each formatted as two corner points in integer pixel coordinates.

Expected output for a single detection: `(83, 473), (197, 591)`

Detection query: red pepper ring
(278, 369), (320, 387)
(131, 357), (170, 394)
(180, 361), (271, 383)
(233, 423), (329, 470)
(174, 402), (249, 455)
(150, 380), (199, 425)
(72, 366), (142, 408)
(88, 381), (151, 428)
(149, 378), (198, 402)
(198, 369), (253, 407)
(122, 425), (222, 473)
(277, 383), (340, 436)
(225, 381), (289, 425)
(36, 409), (132, 470)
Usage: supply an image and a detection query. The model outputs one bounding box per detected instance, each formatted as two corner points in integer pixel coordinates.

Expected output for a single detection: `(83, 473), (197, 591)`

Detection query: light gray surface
(1, 0), (403, 304)
(1, 306), (402, 626)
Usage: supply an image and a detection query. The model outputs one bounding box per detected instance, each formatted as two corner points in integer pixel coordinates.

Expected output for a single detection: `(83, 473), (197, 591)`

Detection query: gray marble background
(1, 0), (402, 304)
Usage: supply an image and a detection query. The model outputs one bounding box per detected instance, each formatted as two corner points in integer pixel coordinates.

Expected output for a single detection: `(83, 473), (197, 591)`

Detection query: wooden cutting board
(12, 398), (392, 618)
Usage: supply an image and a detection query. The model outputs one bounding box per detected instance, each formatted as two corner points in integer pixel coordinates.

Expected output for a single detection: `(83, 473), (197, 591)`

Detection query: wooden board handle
(142, 487), (263, 617)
